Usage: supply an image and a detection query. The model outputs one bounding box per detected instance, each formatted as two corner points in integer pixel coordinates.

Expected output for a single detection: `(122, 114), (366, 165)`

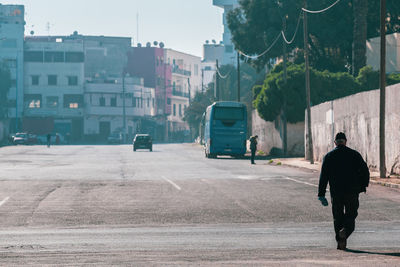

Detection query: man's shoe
(337, 229), (347, 250)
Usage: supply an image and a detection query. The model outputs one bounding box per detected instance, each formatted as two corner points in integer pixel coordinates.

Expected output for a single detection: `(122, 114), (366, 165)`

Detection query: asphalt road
(0, 144), (399, 266)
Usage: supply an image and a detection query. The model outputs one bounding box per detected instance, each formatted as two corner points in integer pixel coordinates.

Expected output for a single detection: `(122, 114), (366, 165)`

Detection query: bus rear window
(214, 107), (244, 120)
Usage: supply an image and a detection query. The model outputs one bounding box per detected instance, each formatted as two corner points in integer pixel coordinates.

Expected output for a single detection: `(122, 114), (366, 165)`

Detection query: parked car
(13, 133), (37, 145)
(133, 134), (152, 151)
(107, 132), (123, 144)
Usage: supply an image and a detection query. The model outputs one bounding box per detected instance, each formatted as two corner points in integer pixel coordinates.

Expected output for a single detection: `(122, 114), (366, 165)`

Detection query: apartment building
(0, 4), (25, 133)
(84, 76), (156, 142)
(164, 49), (202, 141)
(23, 37), (85, 141)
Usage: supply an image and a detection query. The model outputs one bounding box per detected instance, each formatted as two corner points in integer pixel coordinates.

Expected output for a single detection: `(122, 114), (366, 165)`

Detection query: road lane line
(284, 177), (319, 188)
(162, 176), (181, 191)
(0, 197), (10, 207)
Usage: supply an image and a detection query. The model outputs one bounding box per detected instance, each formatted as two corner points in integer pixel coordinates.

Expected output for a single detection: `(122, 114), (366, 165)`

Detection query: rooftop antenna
(136, 12), (139, 44)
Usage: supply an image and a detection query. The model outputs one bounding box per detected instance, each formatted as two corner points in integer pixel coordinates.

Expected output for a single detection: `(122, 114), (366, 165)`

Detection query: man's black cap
(335, 132), (347, 141)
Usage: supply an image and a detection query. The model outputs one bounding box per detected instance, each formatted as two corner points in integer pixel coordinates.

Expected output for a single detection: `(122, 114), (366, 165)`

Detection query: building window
(179, 104), (182, 116)
(167, 98), (171, 105)
(152, 98), (155, 108)
(147, 98), (150, 107)
(31, 75), (39, 86)
(68, 76), (78, 86)
(110, 97), (117, 107)
(141, 97), (143, 108)
(48, 75), (57, 86)
(173, 104), (176, 116)
(64, 94), (83, 109)
(44, 51), (64, 63)
(65, 52), (84, 63)
(46, 96), (58, 108)
(99, 97), (106, 107)
(25, 94), (41, 109)
(194, 64), (199, 76)
(132, 97), (137, 108)
(24, 51), (43, 62)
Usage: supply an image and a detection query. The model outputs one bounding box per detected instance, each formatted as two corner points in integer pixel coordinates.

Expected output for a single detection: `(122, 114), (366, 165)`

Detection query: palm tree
(352, 0), (368, 76)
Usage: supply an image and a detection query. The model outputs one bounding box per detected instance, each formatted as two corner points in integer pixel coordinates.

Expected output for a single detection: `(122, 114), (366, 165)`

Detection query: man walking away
(249, 135), (258, 164)
(318, 132), (369, 250)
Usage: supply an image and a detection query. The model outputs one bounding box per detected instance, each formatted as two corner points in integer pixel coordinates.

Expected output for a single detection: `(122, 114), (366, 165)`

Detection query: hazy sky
(0, 0), (224, 57)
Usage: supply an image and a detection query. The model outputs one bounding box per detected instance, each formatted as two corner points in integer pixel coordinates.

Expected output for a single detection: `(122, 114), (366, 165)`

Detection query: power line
(216, 67), (232, 79)
(237, 32), (282, 59)
(281, 11), (303, 45)
(302, 0), (342, 14)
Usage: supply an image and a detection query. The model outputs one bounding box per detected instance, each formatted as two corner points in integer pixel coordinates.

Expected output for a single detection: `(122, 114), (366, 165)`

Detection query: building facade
(164, 49), (202, 141)
(213, 0), (239, 66)
(0, 4), (25, 133)
(367, 33), (400, 73)
(23, 37), (85, 141)
(84, 77), (155, 142)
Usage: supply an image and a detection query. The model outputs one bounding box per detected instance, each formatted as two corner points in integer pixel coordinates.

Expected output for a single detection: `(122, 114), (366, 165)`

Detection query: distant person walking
(46, 133), (51, 148)
(249, 135), (258, 164)
(318, 132), (370, 250)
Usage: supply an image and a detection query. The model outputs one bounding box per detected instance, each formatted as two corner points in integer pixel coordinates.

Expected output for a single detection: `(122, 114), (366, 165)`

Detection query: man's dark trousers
(331, 193), (359, 241)
(251, 149), (256, 164)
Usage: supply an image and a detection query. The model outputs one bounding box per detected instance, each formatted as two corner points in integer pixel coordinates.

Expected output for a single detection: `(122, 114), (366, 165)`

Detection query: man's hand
(318, 196), (328, 206)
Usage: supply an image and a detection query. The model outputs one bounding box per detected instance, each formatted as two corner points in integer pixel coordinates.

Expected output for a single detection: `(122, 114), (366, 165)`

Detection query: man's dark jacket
(318, 145), (370, 197)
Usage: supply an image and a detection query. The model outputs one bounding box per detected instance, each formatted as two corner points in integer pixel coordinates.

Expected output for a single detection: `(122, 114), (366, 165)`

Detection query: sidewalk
(267, 157), (400, 189)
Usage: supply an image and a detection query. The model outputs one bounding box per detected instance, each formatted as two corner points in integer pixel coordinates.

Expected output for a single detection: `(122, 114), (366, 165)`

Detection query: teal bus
(203, 101), (247, 158)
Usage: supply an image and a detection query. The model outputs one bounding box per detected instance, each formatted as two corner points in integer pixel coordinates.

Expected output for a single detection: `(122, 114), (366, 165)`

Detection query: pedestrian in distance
(318, 132), (370, 250)
(46, 133), (51, 148)
(249, 135), (258, 164)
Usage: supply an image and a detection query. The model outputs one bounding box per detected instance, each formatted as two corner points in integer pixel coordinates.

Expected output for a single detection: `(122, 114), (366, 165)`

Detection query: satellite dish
(153, 41), (158, 46)
(73, 31), (78, 36)
(212, 39), (216, 44)
(137, 43), (142, 48)
(159, 42), (165, 48)
(206, 40), (210, 44)
(146, 42), (151, 47)
(30, 30), (34, 35)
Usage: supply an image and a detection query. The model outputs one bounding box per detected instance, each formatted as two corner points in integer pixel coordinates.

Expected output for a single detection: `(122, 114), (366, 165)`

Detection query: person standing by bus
(249, 135), (258, 164)
(46, 133), (51, 148)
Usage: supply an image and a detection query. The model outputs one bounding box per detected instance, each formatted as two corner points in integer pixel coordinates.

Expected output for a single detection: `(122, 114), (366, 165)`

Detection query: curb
(370, 179), (400, 189)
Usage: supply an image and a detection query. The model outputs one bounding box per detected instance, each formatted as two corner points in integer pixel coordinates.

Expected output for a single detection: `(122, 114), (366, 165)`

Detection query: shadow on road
(346, 249), (400, 257)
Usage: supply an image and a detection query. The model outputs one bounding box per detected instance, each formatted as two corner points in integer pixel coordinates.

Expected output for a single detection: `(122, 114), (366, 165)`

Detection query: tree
(254, 63), (360, 124)
(352, 0), (368, 76)
(0, 63), (12, 120)
(228, 0), (400, 73)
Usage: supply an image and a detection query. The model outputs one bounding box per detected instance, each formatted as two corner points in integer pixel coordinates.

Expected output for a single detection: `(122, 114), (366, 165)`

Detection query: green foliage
(254, 63), (360, 123)
(183, 87), (215, 134)
(356, 65), (400, 91)
(0, 63), (12, 119)
(228, 0), (400, 72)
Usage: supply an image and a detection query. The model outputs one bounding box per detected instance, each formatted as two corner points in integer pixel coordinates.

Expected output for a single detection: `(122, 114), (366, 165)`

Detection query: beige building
(367, 33), (400, 73)
(164, 49), (201, 141)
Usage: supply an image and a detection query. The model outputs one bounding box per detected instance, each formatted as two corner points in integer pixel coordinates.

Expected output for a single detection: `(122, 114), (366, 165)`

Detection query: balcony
(172, 65), (191, 76)
(172, 89), (189, 98)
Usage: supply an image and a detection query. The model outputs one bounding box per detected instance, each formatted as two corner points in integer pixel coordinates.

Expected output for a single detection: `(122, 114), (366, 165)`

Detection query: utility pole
(303, 1), (314, 164)
(215, 60), (220, 101)
(237, 52), (241, 102)
(282, 17), (288, 157)
(201, 68), (204, 93)
(122, 73), (127, 143)
(379, 0), (387, 178)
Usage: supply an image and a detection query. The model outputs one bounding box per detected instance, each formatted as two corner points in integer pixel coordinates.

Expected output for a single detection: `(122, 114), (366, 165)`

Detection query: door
(99, 121), (111, 142)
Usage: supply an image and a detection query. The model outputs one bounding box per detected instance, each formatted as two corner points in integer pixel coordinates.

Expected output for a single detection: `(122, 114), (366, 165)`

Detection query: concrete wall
(252, 110), (304, 156)
(308, 83), (400, 175)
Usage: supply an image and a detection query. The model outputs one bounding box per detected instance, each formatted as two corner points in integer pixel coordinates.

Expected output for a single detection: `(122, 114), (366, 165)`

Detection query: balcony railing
(172, 89), (189, 98)
(172, 65), (191, 76)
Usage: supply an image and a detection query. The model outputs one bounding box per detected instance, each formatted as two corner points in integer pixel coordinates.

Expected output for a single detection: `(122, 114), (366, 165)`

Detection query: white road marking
(162, 176), (182, 191)
(237, 175), (258, 180)
(0, 197), (10, 207)
(284, 177), (318, 188)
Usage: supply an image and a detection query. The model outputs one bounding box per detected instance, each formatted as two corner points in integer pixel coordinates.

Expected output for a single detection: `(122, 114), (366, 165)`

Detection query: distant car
(13, 133), (37, 145)
(133, 134), (152, 151)
(107, 132), (123, 144)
